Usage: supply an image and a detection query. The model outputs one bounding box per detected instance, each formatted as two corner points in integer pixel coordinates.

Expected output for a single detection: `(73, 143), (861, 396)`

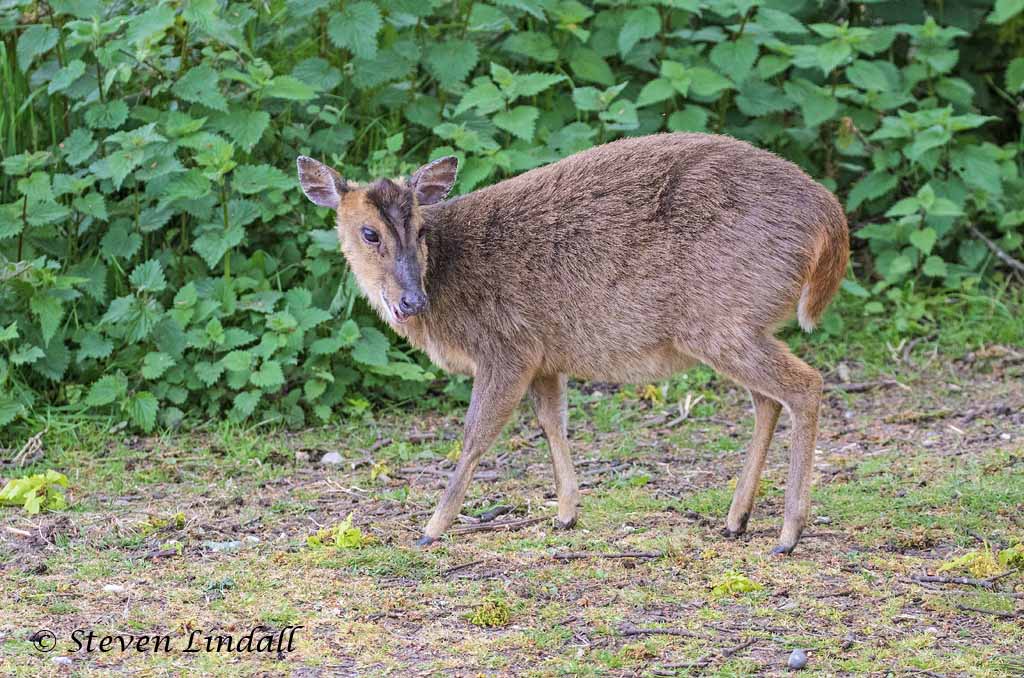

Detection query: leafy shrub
(306, 513), (372, 549)
(1, 0), (1021, 433)
(0, 469), (69, 513)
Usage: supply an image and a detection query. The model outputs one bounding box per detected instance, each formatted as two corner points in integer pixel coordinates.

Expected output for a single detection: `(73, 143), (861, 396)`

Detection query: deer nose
(399, 290), (427, 316)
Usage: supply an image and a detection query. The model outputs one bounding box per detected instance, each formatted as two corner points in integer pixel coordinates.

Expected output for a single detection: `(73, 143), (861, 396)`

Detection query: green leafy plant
(306, 513), (371, 549)
(710, 569), (763, 597)
(467, 594), (513, 628)
(1, 1), (1022, 434)
(0, 469), (69, 514)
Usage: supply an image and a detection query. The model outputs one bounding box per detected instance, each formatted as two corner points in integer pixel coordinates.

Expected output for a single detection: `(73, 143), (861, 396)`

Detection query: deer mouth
(380, 290), (408, 325)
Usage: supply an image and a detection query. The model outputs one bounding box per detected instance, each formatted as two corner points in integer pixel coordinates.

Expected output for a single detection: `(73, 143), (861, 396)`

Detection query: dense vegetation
(1, 0), (1022, 435)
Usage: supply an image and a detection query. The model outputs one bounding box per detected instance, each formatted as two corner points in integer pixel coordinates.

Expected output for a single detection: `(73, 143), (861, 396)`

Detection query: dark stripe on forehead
(366, 179), (414, 246)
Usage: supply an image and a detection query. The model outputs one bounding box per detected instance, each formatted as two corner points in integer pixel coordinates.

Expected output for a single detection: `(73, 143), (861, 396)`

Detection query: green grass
(1, 302), (1023, 675)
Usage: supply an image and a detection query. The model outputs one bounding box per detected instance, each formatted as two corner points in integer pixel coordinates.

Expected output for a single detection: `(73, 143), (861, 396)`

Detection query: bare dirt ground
(1, 345), (1022, 676)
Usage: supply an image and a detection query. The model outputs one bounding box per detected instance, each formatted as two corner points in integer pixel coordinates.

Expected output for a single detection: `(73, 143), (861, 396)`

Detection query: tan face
(296, 155), (458, 327)
(336, 186), (427, 325)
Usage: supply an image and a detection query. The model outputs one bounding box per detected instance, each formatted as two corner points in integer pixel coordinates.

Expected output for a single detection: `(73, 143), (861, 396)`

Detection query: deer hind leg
(529, 373), (580, 529)
(724, 389), (782, 537)
(700, 336), (822, 554)
(418, 366), (533, 546)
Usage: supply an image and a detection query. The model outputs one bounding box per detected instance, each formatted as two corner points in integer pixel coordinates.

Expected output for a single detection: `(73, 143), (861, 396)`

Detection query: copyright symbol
(30, 629), (57, 652)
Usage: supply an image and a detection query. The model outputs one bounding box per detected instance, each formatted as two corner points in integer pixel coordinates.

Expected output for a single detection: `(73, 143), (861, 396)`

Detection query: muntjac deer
(297, 133), (849, 554)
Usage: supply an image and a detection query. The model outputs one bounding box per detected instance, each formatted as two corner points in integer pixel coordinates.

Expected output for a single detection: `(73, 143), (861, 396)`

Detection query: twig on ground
(619, 622), (713, 640)
(956, 604), (1019, 619)
(441, 559), (486, 576)
(552, 551), (662, 561)
(969, 225), (1024, 273)
(142, 548), (179, 560)
(824, 379), (910, 393)
(902, 334), (936, 364)
(3, 525), (34, 538)
(477, 505), (513, 522)
(657, 637), (756, 671)
(909, 572), (1011, 589)
(448, 516), (545, 536)
(664, 392), (705, 428)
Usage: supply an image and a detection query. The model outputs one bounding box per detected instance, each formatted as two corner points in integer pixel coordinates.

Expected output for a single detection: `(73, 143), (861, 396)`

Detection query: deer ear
(296, 156), (347, 209)
(410, 156), (458, 206)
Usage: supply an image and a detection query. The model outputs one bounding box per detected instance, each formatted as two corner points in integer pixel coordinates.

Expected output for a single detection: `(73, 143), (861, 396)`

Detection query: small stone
(814, 515), (831, 525)
(788, 649), (808, 670)
(295, 451), (310, 463)
(204, 540), (243, 552)
(102, 584), (125, 593)
(1000, 433), (1011, 441)
(242, 535), (260, 545)
(924, 626), (940, 634)
(319, 451), (343, 465)
(51, 657), (72, 666)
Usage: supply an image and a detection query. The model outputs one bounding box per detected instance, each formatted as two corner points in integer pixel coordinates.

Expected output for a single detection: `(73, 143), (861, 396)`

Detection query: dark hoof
(414, 535), (437, 548)
(554, 516), (577, 530)
(770, 543), (795, 556)
(721, 526), (744, 539)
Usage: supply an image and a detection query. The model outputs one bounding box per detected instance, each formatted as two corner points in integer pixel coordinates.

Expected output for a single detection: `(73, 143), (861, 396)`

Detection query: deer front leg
(416, 366), (533, 546)
(529, 373), (580, 529)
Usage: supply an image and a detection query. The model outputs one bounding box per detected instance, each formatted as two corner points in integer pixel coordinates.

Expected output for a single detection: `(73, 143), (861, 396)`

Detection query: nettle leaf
(232, 391), (261, 419)
(263, 75), (316, 101)
(619, 6), (660, 56)
(503, 71), (566, 101)
(85, 373), (127, 407)
(11, 345), (45, 366)
(469, 3), (513, 32)
(493, 0), (547, 21)
(173, 64), (228, 111)
(73, 192), (107, 221)
(48, 59), (86, 94)
(667, 106), (709, 132)
(352, 327), (390, 367)
(327, 1), (382, 59)
(125, 4), (175, 45)
(988, 0), (1024, 24)
(222, 349), (252, 371)
(709, 36), (758, 83)
(1007, 57), (1024, 93)
(77, 332), (114, 361)
(251, 360), (285, 389)
(126, 391), (159, 432)
(2, 150), (51, 176)
(233, 164), (292, 194)
(756, 7), (807, 35)
(455, 79), (505, 116)
(636, 78), (676, 108)
(30, 295), (63, 346)
(85, 101), (129, 129)
(61, 129), (98, 166)
(569, 47), (614, 86)
(847, 172), (898, 211)
(141, 352), (175, 379)
(192, 225), (245, 268)
(909, 228), (938, 255)
(688, 67), (733, 98)
(503, 31), (558, 63)
(493, 106), (539, 141)
(212, 109), (271, 152)
(129, 259), (167, 294)
(16, 25), (59, 72)
(101, 224), (143, 260)
(426, 40), (479, 89)
(195, 360), (224, 386)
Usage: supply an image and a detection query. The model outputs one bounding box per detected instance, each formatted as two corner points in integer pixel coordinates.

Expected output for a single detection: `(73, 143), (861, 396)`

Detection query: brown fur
(297, 132), (850, 553)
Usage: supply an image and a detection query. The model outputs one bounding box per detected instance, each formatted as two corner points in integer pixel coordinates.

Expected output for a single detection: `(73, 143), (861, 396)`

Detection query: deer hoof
(414, 534), (437, 548)
(769, 543), (795, 556)
(554, 516), (577, 530)
(721, 526), (744, 539)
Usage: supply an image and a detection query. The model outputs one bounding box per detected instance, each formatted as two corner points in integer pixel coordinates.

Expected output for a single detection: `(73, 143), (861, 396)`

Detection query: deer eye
(361, 227), (380, 244)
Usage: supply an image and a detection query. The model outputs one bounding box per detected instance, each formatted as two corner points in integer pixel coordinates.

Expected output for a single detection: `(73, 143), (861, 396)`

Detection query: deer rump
(418, 133), (849, 382)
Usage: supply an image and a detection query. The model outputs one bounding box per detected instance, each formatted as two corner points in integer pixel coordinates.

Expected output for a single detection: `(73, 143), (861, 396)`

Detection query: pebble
(204, 540), (243, 552)
(319, 451), (343, 465)
(788, 649), (808, 670)
(1000, 433), (1011, 441)
(242, 535), (260, 545)
(52, 657), (72, 666)
(102, 584), (125, 593)
(814, 515), (831, 525)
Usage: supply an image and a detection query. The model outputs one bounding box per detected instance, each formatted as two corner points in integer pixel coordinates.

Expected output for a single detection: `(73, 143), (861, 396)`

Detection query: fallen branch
(3, 525), (34, 538)
(552, 551), (662, 561)
(619, 623), (712, 640)
(449, 516), (545, 536)
(910, 572), (1010, 589)
(825, 379), (909, 393)
(969, 225), (1024, 273)
(956, 604), (1019, 619)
